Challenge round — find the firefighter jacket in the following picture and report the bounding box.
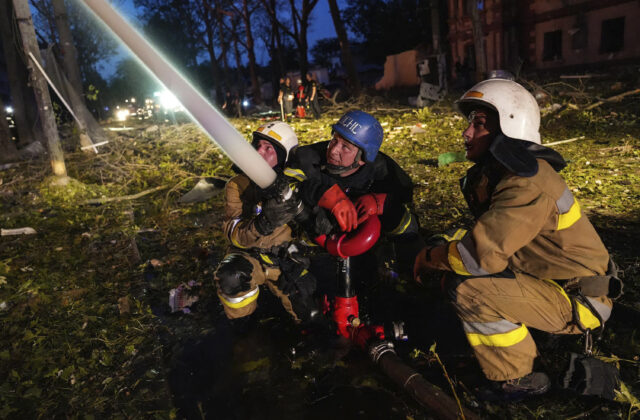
[222,174,293,252]
[428,148,609,280]
[286,141,415,235]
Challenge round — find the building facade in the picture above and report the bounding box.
[447,0,640,78]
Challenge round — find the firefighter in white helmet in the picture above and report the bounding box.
[214,121,318,324]
[413,78,621,399]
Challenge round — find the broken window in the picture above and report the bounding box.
[600,17,625,54]
[543,30,562,61]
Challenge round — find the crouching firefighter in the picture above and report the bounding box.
[289,110,423,341]
[413,78,623,399]
[214,122,319,324]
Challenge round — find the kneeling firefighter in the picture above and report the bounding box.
[413,78,623,399]
[214,121,319,324]
[288,110,423,340]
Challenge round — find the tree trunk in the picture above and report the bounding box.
[0,0,36,147]
[430,0,441,53]
[469,0,487,82]
[51,0,83,99]
[0,97,19,163]
[51,0,103,151]
[13,0,67,177]
[269,0,285,77]
[327,0,360,96]
[241,0,262,104]
[200,0,222,103]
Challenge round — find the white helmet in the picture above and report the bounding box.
[456,79,541,144]
[252,121,298,161]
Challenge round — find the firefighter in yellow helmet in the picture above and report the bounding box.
[214,121,319,324]
[413,78,621,398]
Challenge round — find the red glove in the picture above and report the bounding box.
[318,184,358,232]
[354,193,386,223]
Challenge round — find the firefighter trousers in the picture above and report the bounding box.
[446,271,612,381]
[215,252,299,322]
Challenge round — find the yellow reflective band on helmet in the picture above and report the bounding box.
[260,254,274,265]
[466,324,528,347]
[447,241,472,276]
[557,200,581,230]
[389,207,412,236]
[267,130,282,141]
[218,288,260,309]
[464,91,484,99]
[442,228,467,242]
[284,167,306,181]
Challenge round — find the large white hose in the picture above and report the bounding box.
[78,0,276,188]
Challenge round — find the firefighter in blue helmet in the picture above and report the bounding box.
[286,110,423,302]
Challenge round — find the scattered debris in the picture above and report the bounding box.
[118,296,131,314]
[438,151,466,167]
[1,227,37,236]
[544,136,586,147]
[178,177,227,203]
[82,185,169,205]
[169,281,200,313]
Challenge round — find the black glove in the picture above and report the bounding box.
[258,172,291,201]
[295,206,334,238]
[254,196,302,235]
[277,255,315,296]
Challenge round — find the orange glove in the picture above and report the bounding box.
[354,193,386,223]
[318,184,358,232]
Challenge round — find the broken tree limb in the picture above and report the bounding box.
[544,136,586,146]
[82,185,168,205]
[27,52,96,153]
[585,88,640,110]
[376,350,479,420]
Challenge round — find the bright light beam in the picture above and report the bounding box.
[77,0,276,188]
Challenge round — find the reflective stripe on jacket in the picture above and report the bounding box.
[222,174,293,250]
[437,159,609,280]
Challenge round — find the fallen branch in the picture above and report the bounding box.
[82,185,169,205]
[544,136,585,146]
[585,88,640,110]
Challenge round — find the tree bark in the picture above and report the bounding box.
[0,97,19,163]
[51,0,83,98]
[241,0,262,104]
[469,0,487,82]
[327,0,360,96]
[0,0,36,147]
[12,0,67,177]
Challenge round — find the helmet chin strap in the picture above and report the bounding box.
[324,150,363,174]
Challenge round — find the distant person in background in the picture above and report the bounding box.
[305,73,322,119]
[278,77,294,119]
[222,91,233,117]
[295,79,306,118]
[233,91,242,118]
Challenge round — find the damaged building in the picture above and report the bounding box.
[448,0,640,78]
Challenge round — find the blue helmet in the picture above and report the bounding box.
[332,110,383,162]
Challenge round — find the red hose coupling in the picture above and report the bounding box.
[333,296,359,338]
[314,215,381,258]
[351,324,386,350]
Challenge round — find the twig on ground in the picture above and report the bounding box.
[82,185,169,205]
[585,88,640,110]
